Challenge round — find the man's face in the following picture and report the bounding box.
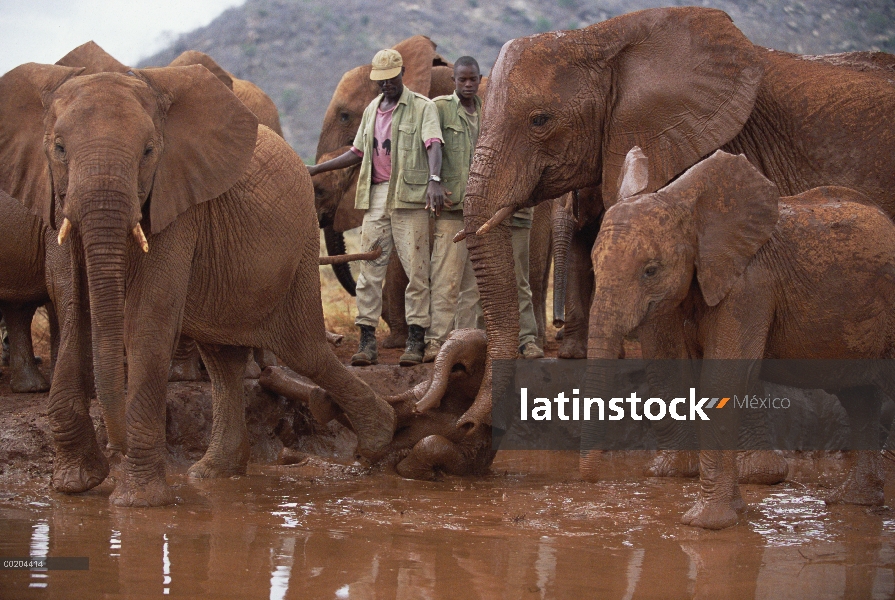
[453,65,481,101]
[378,69,404,102]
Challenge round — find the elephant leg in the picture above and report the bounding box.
[529,200,552,348]
[46,301,59,377]
[826,386,884,506]
[396,435,468,480]
[381,253,409,348]
[681,450,743,530]
[558,232,594,359]
[48,290,108,494]
[169,334,203,382]
[188,344,253,479]
[735,404,788,485]
[0,302,49,393]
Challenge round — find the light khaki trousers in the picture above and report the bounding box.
[427,214,477,343]
[355,183,431,328]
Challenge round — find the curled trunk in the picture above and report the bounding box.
[323,226,356,296]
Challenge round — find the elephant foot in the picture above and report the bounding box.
[348,396,396,461]
[10,367,50,393]
[381,331,407,349]
[737,450,788,485]
[52,447,109,493]
[646,450,699,478]
[110,474,175,507]
[188,450,249,479]
[579,449,603,482]
[825,452,884,506]
[557,337,587,359]
[244,356,262,380]
[681,496,742,530]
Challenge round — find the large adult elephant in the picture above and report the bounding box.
[456,6,895,431]
[0,63,395,507]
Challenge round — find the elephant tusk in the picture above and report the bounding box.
[475,206,516,237]
[57,218,72,246]
[453,228,467,243]
[132,224,149,253]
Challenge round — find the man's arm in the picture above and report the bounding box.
[307,149,362,177]
[425,142,450,216]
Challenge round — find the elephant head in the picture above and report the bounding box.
[458,7,764,429]
[0,64,258,453]
[588,148,779,358]
[55,40,131,75]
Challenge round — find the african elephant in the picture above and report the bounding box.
[263,328,494,479]
[455,6,895,434]
[166,50,283,137]
[589,148,894,529]
[0,189,54,392]
[0,62,395,507]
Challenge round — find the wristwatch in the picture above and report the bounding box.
[428,174,442,182]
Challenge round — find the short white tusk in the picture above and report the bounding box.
[132,223,149,253]
[475,206,516,237]
[453,228,467,243]
[57,218,72,246]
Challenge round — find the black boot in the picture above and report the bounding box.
[399,324,426,367]
[351,325,378,366]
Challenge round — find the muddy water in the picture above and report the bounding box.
[2,452,895,599]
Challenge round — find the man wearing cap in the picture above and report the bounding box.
[309,48,444,367]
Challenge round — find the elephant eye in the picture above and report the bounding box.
[531,114,550,127]
[643,264,659,278]
[54,142,65,157]
[339,112,350,123]
[143,146,153,159]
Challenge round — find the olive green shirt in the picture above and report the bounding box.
[353,86,443,210]
[434,92,482,219]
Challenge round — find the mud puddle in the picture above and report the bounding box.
[2,451,895,599]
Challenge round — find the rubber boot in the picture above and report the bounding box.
[399,325,425,367]
[351,325,378,366]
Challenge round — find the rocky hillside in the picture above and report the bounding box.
[139,0,895,162]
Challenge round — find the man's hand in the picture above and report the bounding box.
[426,183,452,216]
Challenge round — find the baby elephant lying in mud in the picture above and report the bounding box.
[261,328,495,479]
[588,148,895,529]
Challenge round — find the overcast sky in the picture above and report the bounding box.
[0,0,244,75]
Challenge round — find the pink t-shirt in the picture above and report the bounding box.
[350,102,440,184]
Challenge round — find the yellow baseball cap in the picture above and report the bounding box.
[370,49,403,81]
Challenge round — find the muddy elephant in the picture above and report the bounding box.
[455,6,895,433]
[587,148,895,529]
[0,189,56,392]
[0,62,396,507]
[165,50,283,137]
[263,328,494,479]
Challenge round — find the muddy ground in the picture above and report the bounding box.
[3,331,895,598]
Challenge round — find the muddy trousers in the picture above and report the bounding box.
[426,214,478,344]
[355,182,431,329]
[455,224,537,346]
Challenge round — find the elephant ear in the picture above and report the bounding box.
[599,7,764,207]
[665,151,779,306]
[56,41,130,74]
[0,63,83,227]
[392,35,439,96]
[167,50,234,90]
[135,65,258,234]
[615,146,649,203]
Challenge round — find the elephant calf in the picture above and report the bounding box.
[262,328,495,479]
[588,148,895,529]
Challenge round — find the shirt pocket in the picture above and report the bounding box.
[398,123,417,150]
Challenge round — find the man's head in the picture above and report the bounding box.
[370,49,405,102]
[453,56,481,101]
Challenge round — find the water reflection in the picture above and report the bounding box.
[0,455,894,598]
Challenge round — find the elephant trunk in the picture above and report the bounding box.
[323,225,356,296]
[552,192,577,327]
[461,143,532,430]
[80,201,130,456]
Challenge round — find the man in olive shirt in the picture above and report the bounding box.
[309,49,444,367]
[426,57,544,361]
